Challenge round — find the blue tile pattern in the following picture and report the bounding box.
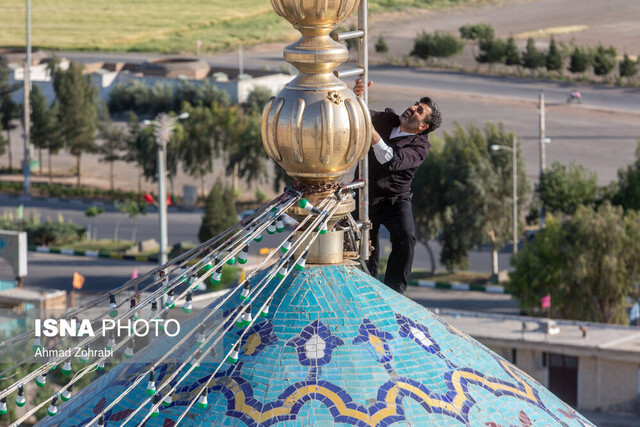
[38,265,594,426]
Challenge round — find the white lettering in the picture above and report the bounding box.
[133,319,149,337]
[102,319,115,334]
[164,319,180,337]
[77,320,94,337]
[117,319,131,337]
[59,319,75,337]
[43,319,58,337]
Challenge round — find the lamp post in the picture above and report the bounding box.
[144,112,189,266]
[490,137,518,256]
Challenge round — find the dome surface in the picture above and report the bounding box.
[39,265,593,426]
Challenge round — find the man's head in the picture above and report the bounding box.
[399,96,442,135]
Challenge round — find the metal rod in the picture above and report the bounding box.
[332,30,365,41]
[358,0,370,262]
[158,139,168,266]
[333,68,364,79]
[513,136,518,256]
[538,91,545,228]
[23,0,31,195]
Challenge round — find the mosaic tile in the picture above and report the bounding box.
[39,265,594,427]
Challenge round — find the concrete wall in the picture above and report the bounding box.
[488,344,639,413]
[579,357,639,412]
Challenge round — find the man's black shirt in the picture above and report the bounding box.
[368,108,431,204]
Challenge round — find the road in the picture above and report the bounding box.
[49,50,640,187]
[0,195,513,284]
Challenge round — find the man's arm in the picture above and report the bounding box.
[371,128,428,171]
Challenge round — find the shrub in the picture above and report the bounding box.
[476,36,505,66]
[545,37,563,72]
[567,46,591,73]
[459,23,494,40]
[619,54,638,78]
[593,45,617,76]
[411,31,465,60]
[522,38,545,70]
[503,36,521,66]
[375,35,389,53]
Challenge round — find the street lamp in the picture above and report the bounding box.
[490,137,518,256]
[144,112,189,266]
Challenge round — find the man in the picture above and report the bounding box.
[354,79,442,295]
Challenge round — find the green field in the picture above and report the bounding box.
[0,0,494,54]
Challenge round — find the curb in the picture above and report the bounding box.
[28,245,158,263]
[412,279,509,294]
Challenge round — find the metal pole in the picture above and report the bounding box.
[512,136,518,256]
[358,0,370,262]
[23,0,31,195]
[538,91,545,228]
[157,135,168,267]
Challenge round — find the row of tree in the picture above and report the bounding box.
[0,58,275,194]
[411,120,640,324]
[412,123,531,276]
[409,24,638,79]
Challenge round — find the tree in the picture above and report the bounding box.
[592,44,617,76]
[412,136,445,274]
[123,111,181,185]
[375,35,389,53]
[619,54,638,78]
[567,46,591,74]
[411,31,465,60]
[199,180,237,243]
[0,57,21,170]
[476,34,505,70]
[612,140,640,211]
[224,107,268,188]
[30,86,62,182]
[51,61,99,186]
[538,162,598,216]
[503,36,521,66]
[545,37,563,72]
[459,23,494,41]
[0,115,7,158]
[241,86,272,115]
[509,203,640,324]
[436,123,530,273]
[97,106,126,191]
[179,102,218,196]
[521,38,544,71]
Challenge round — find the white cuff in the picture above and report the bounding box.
[372,138,394,164]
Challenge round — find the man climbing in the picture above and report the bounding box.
[354,79,442,295]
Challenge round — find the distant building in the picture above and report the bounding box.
[440,310,640,415]
[3,50,293,106]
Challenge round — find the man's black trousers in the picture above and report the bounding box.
[366,196,416,294]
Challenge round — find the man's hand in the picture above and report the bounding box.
[354,79,372,96]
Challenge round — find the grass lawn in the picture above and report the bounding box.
[378,269,492,285]
[64,239,134,252]
[1,0,498,54]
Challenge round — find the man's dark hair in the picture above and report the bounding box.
[419,96,442,135]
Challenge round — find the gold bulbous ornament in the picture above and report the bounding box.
[262,0,371,186]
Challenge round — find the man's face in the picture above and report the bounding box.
[399,102,431,133]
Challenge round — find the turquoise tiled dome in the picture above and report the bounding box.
[39,265,593,426]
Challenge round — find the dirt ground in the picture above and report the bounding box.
[2,0,639,198]
[364,0,640,58]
